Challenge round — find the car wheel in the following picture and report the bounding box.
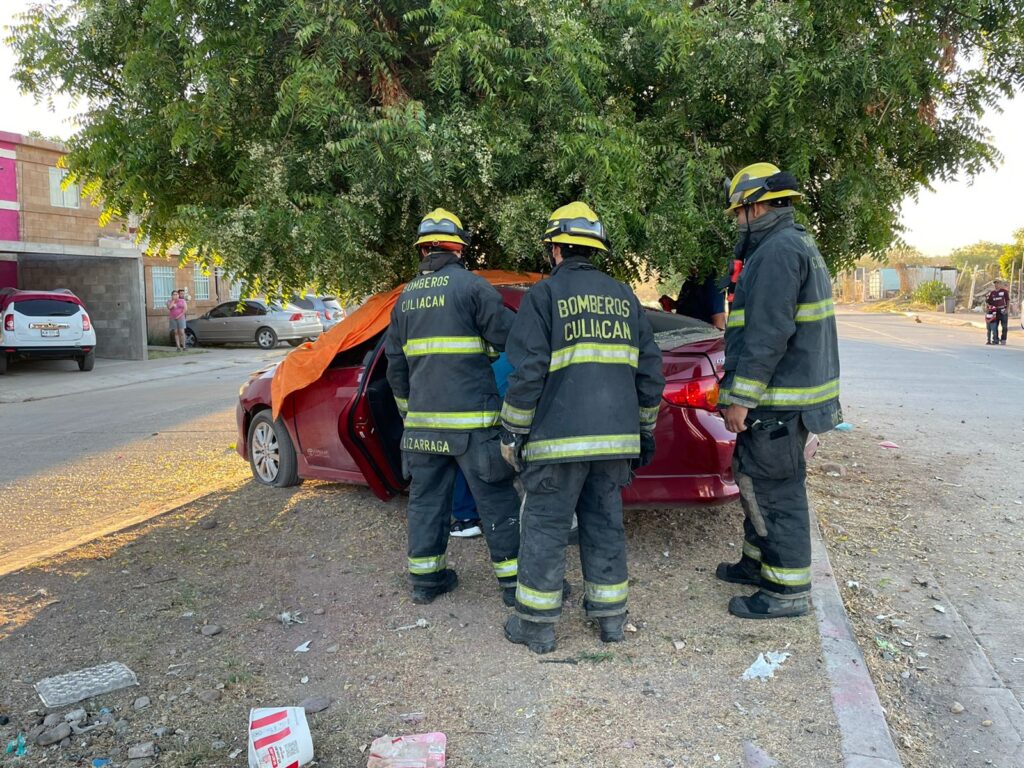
[256,327,278,349]
[247,410,300,487]
[0,353,7,375]
[184,328,198,348]
[286,339,304,347]
[78,350,95,372]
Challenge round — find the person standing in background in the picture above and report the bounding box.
[167,290,188,351]
[675,269,727,330]
[985,278,1010,345]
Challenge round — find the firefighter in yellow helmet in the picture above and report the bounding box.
[717,163,842,619]
[384,208,521,606]
[499,202,665,653]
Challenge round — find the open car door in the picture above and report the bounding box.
[337,337,408,500]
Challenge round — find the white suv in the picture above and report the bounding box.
[0,288,97,374]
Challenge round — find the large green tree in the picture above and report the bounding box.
[9,1,1024,296]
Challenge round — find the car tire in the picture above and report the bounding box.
[0,353,7,375]
[247,410,301,487]
[78,350,95,372]
[184,328,198,348]
[286,339,304,347]
[256,327,278,350]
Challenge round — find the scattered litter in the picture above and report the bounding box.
[399,712,425,725]
[878,440,900,449]
[367,732,446,768]
[300,676,309,684]
[1012,658,1024,664]
[91,759,111,768]
[929,633,952,640]
[538,657,578,665]
[933,605,946,613]
[391,619,430,632]
[248,707,313,768]
[846,580,860,589]
[834,422,854,432]
[277,611,306,627]
[294,641,312,653]
[128,742,156,760]
[228,748,243,759]
[673,640,686,651]
[5,733,27,756]
[34,661,138,707]
[982,719,993,727]
[713,755,721,762]
[624,622,638,633]
[742,651,791,680]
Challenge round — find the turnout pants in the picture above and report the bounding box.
[732,411,812,598]
[404,428,520,589]
[515,459,631,623]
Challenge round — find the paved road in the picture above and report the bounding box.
[836,312,1024,717]
[0,348,283,575]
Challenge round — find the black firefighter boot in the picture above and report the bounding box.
[728,590,809,620]
[411,569,458,605]
[504,615,556,654]
[597,613,627,643]
[715,556,761,586]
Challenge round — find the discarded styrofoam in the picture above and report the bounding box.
[741,651,791,681]
[294,641,312,653]
[367,732,446,768]
[878,440,900,449]
[248,707,313,768]
[35,662,138,707]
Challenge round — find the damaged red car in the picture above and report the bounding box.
[236,284,738,507]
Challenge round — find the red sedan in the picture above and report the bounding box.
[236,285,738,507]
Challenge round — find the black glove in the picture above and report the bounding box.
[499,427,525,472]
[635,432,656,468]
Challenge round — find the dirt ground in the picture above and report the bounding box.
[1,476,845,767]
[809,428,1022,768]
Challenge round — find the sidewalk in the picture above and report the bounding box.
[0,346,286,404]
[837,304,1021,333]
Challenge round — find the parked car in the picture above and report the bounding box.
[185,299,322,350]
[290,294,346,332]
[0,288,97,374]
[236,284,739,507]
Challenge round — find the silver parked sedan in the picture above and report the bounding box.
[185,300,322,349]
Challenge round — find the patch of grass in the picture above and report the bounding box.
[577,650,614,664]
[147,346,208,360]
[177,744,221,767]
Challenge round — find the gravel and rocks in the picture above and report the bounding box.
[200,623,222,637]
[0,480,845,766]
[36,722,71,746]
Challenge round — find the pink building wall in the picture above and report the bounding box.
[0,131,20,242]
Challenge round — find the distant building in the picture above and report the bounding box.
[142,258,244,342]
[0,130,147,359]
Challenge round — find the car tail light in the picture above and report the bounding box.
[289,312,303,322]
[3,314,12,332]
[324,310,332,321]
[663,376,720,411]
[82,314,91,331]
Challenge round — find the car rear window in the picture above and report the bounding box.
[322,299,342,310]
[13,299,81,317]
[291,297,314,309]
[645,309,722,350]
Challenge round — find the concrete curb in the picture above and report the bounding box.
[810,509,903,768]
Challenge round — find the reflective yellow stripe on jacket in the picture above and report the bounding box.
[726,299,835,329]
[403,335,486,356]
[523,433,640,462]
[720,378,840,407]
[549,342,639,372]
[500,402,535,429]
[404,410,499,430]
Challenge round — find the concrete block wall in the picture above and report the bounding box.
[17,254,147,360]
[15,140,122,247]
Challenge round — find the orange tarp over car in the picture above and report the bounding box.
[271,270,543,418]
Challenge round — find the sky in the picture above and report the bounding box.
[0,1,1020,257]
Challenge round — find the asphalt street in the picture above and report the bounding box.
[835,311,1024,712]
[0,348,283,575]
